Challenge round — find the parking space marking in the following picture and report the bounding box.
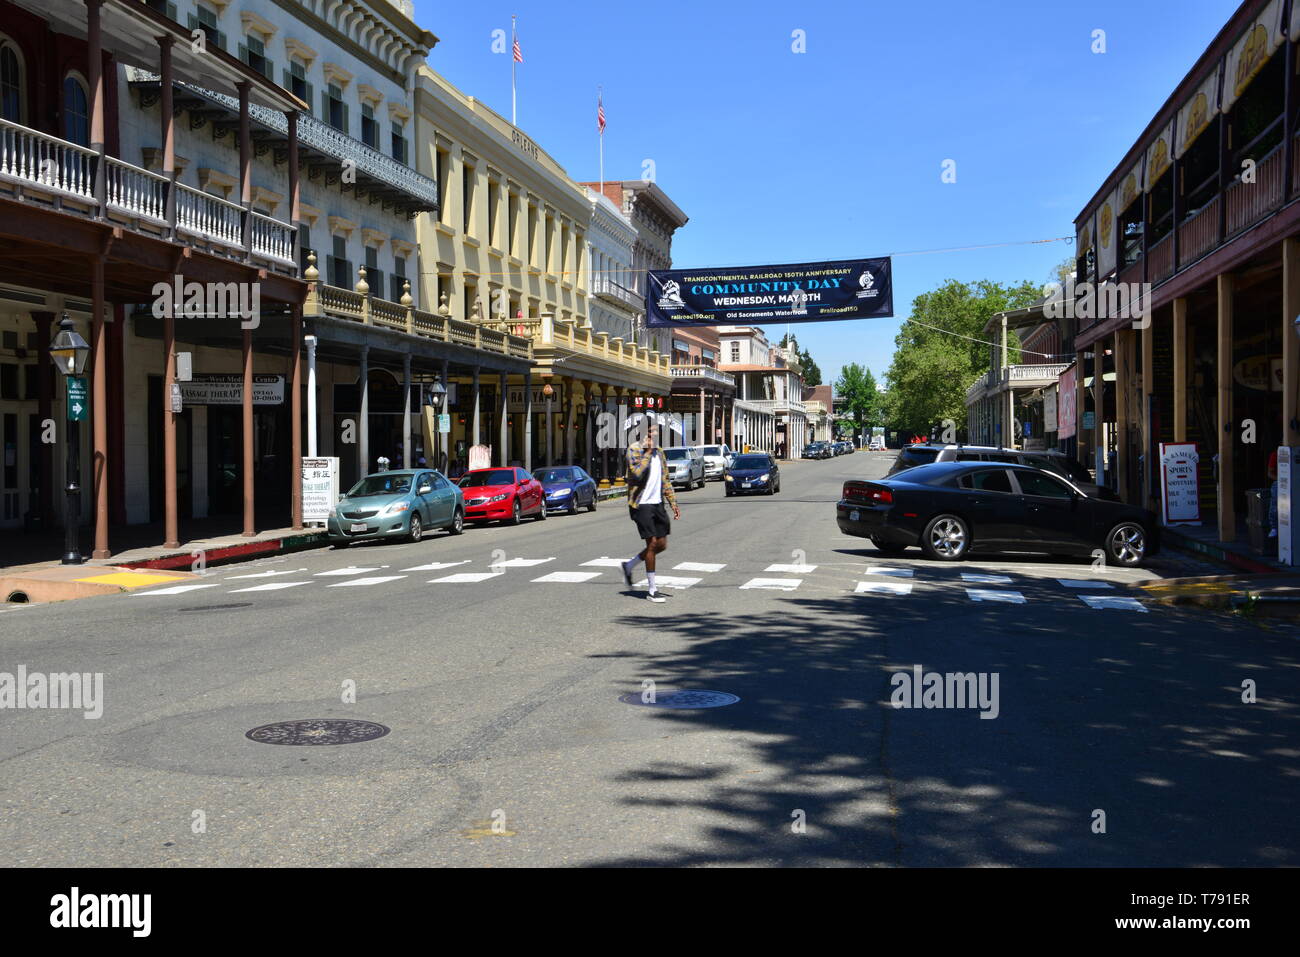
[1058,579,1115,589]
[402,560,472,572]
[131,584,221,596]
[429,572,505,584]
[326,576,407,588]
[863,566,913,578]
[966,588,1027,604]
[854,581,914,596]
[635,575,701,590]
[229,581,312,593]
[533,571,602,584]
[962,573,1012,584]
[314,567,385,577]
[674,562,727,573]
[582,557,629,568]
[765,563,818,574]
[741,578,803,591]
[1079,595,1148,612]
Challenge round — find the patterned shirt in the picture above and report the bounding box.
[625,442,677,511]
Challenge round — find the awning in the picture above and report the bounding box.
[1175,63,1221,158]
[1145,118,1174,188]
[1224,0,1286,110]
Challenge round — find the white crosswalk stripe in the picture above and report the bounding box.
[673,562,727,573]
[765,563,817,574]
[1058,579,1115,589]
[402,560,471,572]
[1079,595,1147,612]
[132,584,221,596]
[966,588,1026,604]
[429,571,504,584]
[864,566,913,578]
[225,568,307,580]
[327,576,407,587]
[962,573,1012,584]
[314,567,385,577]
[581,557,628,568]
[855,581,913,596]
[494,557,555,568]
[635,575,701,590]
[741,577,802,591]
[229,581,311,593]
[533,571,602,583]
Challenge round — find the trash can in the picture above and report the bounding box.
[1246,488,1268,554]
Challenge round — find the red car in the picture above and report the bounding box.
[457,467,547,525]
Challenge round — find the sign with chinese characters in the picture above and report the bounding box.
[302,457,339,524]
[1159,442,1201,526]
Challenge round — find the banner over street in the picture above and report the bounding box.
[646,257,893,328]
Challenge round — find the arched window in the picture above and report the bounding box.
[63,73,89,146]
[0,37,24,123]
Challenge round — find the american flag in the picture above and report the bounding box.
[597,94,606,135]
[512,31,523,63]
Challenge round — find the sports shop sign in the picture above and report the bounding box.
[646,257,893,328]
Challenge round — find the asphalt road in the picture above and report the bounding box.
[2,451,1297,867]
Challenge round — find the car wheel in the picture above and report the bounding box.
[587,493,597,512]
[508,499,522,525]
[568,496,579,515]
[448,508,464,535]
[921,514,970,561]
[1105,521,1147,567]
[871,536,906,556]
[407,513,422,543]
[535,502,547,521]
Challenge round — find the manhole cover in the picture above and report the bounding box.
[180,603,253,613]
[245,718,391,746]
[619,690,740,709]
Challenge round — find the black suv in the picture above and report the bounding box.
[886,444,1116,500]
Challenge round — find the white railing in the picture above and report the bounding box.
[742,398,806,415]
[104,156,168,223]
[176,183,243,248]
[250,211,295,264]
[0,117,96,200]
[671,364,735,388]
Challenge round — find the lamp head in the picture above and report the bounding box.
[49,314,90,377]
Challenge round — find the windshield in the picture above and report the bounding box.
[701,446,722,456]
[664,449,688,460]
[534,468,576,483]
[347,474,413,496]
[731,455,770,470]
[459,469,516,487]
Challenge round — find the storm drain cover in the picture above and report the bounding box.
[245,718,391,746]
[619,690,740,709]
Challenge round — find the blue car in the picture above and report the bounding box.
[724,453,781,496]
[328,469,465,545]
[535,466,599,514]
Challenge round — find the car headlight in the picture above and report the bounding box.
[724,475,734,482]
[488,493,509,503]
[381,501,410,515]
[759,473,770,482]
[550,487,572,497]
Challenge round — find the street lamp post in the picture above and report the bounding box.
[49,314,91,565]
[542,381,554,467]
[426,379,447,473]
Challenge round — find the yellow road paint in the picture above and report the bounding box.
[460,821,517,839]
[74,572,190,589]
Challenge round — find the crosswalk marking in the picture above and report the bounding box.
[966,588,1026,604]
[962,573,1012,584]
[429,571,504,584]
[402,560,471,572]
[225,568,307,580]
[327,575,407,588]
[133,584,221,596]
[673,562,727,573]
[741,577,802,591]
[1079,595,1147,612]
[864,566,913,578]
[533,571,602,583]
[635,575,701,590]
[229,581,311,593]
[855,581,913,596]
[494,557,555,568]
[314,567,384,577]
[1059,579,1115,589]
[765,563,817,574]
[582,557,629,568]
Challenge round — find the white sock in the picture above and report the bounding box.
[625,554,643,569]
[646,571,657,594]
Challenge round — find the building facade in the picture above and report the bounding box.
[717,325,808,457]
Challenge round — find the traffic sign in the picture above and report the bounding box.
[67,376,88,422]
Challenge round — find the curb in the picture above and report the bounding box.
[1161,527,1280,574]
[117,530,330,571]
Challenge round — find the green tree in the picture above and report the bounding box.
[779,334,823,387]
[834,362,880,439]
[882,278,1040,436]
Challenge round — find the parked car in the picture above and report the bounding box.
[535,466,598,514]
[725,452,781,495]
[869,435,886,451]
[886,443,1116,499]
[328,469,465,545]
[698,444,733,481]
[664,446,706,489]
[458,467,547,524]
[803,442,823,459]
[836,461,1157,566]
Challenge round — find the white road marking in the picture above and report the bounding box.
[132,584,221,596]
[962,573,1012,584]
[864,566,914,578]
[229,581,312,593]
[855,581,913,596]
[635,576,701,590]
[765,563,818,574]
[534,571,602,583]
[493,557,555,568]
[1079,595,1148,612]
[314,567,385,577]
[429,572,505,584]
[327,576,407,588]
[741,577,803,591]
[1058,579,1115,589]
[402,560,472,572]
[224,568,307,580]
[966,589,1026,604]
[582,557,629,568]
[673,562,727,573]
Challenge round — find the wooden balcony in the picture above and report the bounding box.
[1148,232,1174,283]
[1177,196,1221,266]
[1226,144,1284,236]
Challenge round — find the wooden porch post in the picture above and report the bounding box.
[91,257,109,558]
[1284,239,1300,448]
[1217,273,1235,542]
[1141,312,1154,507]
[1173,297,1188,442]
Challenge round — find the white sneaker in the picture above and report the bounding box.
[646,591,667,603]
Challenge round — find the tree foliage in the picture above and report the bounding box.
[779,334,823,387]
[834,362,880,437]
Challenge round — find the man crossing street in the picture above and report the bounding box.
[621,414,681,602]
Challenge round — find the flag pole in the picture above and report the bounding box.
[511,15,517,126]
[598,86,604,196]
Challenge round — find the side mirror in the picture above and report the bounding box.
[418,485,432,495]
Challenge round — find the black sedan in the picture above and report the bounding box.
[724,453,781,495]
[835,461,1158,566]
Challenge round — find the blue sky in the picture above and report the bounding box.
[412,0,1241,387]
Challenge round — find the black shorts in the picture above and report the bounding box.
[630,502,671,540]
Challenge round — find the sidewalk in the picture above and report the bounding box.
[1161,521,1289,574]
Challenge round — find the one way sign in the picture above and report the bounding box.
[67,376,88,422]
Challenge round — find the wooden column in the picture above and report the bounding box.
[290,304,302,529]
[237,82,252,257]
[86,0,105,211]
[1284,239,1300,448]
[241,326,254,536]
[1093,343,1105,482]
[91,258,109,558]
[1217,273,1235,542]
[1173,297,1188,442]
[34,312,54,526]
[1115,330,1131,503]
[1141,312,1154,507]
[159,34,179,546]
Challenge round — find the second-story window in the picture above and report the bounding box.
[487,180,501,248]
[62,74,89,146]
[730,342,740,363]
[391,256,407,303]
[240,35,272,79]
[298,225,313,280]
[360,104,378,149]
[328,235,352,289]
[188,4,225,52]
[324,84,347,134]
[364,247,383,301]
[435,147,449,224]
[462,163,475,233]
[391,120,407,165]
[284,60,312,106]
[1,40,23,123]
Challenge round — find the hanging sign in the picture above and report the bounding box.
[179,374,284,406]
[302,457,339,524]
[1160,441,1202,526]
[646,257,893,328]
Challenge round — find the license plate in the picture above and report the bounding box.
[850,510,860,522]
[350,522,368,533]
[743,482,752,488]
